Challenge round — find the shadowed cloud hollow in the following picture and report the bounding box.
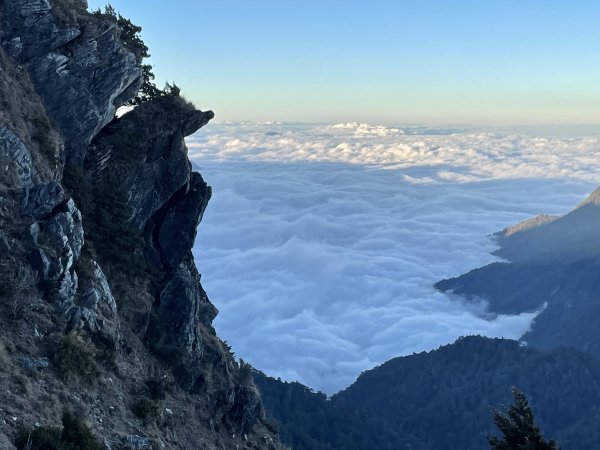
[187,123,600,393]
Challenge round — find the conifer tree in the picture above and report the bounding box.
[488,388,561,450]
[95,5,162,104]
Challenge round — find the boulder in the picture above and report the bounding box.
[0,126,38,188]
[63,260,120,346]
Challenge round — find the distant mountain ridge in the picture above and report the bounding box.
[437,185,600,357]
[257,183,600,449]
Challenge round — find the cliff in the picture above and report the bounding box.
[0,1,283,448]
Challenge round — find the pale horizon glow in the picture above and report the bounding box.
[87,0,600,125]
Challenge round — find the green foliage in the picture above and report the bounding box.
[146,377,168,401]
[16,426,62,450]
[63,166,147,289]
[259,336,600,450]
[64,165,149,307]
[114,13,163,104]
[488,388,561,450]
[115,14,149,63]
[238,359,253,386]
[62,165,93,215]
[92,180,144,273]
[48,333,98,379]
[16,411,104,450]
[255,371,416,450]
[48,0,87,26]
[60,411,106,450]
[94,5,176,105]
[136,64,162,104]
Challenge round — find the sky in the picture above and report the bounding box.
[87,0,600,125]
[187,122,600,392]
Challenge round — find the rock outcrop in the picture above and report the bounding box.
[1,0,142,166]
[0,1,283,449]
[0,126,39,188]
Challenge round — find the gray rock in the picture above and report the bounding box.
[228,384,264,434]
[64,260,120,346]
[123,435,152,450]
[157,171,212,269]
[0,432,16,450]
[22,182,119,344]
[21,357,49,371]
[88,96,226,393]
[1,0,142,165]
[0,125,38,188]
[0,231,9,255]
[4,37,23,59]
[86,97,213,229]
[0,2,284,448]
[22,181,68,219]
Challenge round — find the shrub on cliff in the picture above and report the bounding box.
[48,333,98,380]
[93,5,163,104]
[16,411,104,450]
[62,166,146,279]
[0,257,39,318]
[48,0,87,25]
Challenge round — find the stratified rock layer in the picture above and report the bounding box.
[1,0,142,166]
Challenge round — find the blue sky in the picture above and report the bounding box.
[87,1,600,125]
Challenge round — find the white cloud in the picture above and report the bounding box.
[188,123,599,393]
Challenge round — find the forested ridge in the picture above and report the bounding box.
[257,336,600,450]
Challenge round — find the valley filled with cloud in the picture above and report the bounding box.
[188,122,600,393]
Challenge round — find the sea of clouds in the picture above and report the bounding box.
[186,122,600,394]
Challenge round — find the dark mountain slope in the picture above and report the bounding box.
[493,200,600,264]
[255,372,419,450]
[437,186,600,357]
[258,336,600,450]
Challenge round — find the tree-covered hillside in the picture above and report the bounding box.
[257,336,600,450]
[255,372,420,450]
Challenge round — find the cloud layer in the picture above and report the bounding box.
[187,123,599,393]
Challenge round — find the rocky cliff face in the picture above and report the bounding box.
[0,1,283,449]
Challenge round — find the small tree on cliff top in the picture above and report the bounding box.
[94,5,163,104]
[488,388,561,450]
